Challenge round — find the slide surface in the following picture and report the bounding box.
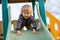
[6,21,54,40]
[6,6,54,40]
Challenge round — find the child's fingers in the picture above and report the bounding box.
[17,31,22,35]
[32,31,38,34]
[17,32,22,35]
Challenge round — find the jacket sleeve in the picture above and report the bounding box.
[31,16,37,29]
[16,15,22,30]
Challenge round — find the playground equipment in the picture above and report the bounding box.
[0,21,3,40]
[6,4,54,40]
[2,0,54,40]
[46,11,60,40]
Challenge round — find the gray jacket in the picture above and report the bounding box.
[16,14,36,30]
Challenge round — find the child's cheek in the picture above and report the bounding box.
[29,14,31,16]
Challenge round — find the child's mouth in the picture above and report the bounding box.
[24,17,29,19]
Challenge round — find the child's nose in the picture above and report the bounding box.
[25,14,28,16]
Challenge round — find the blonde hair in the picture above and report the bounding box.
[21,4,32,14]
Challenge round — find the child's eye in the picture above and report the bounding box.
[27,13,29,14]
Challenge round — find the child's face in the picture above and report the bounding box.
[22,11,31,19]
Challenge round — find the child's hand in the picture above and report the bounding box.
[32,29,38,34]
[17,30,22,35]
